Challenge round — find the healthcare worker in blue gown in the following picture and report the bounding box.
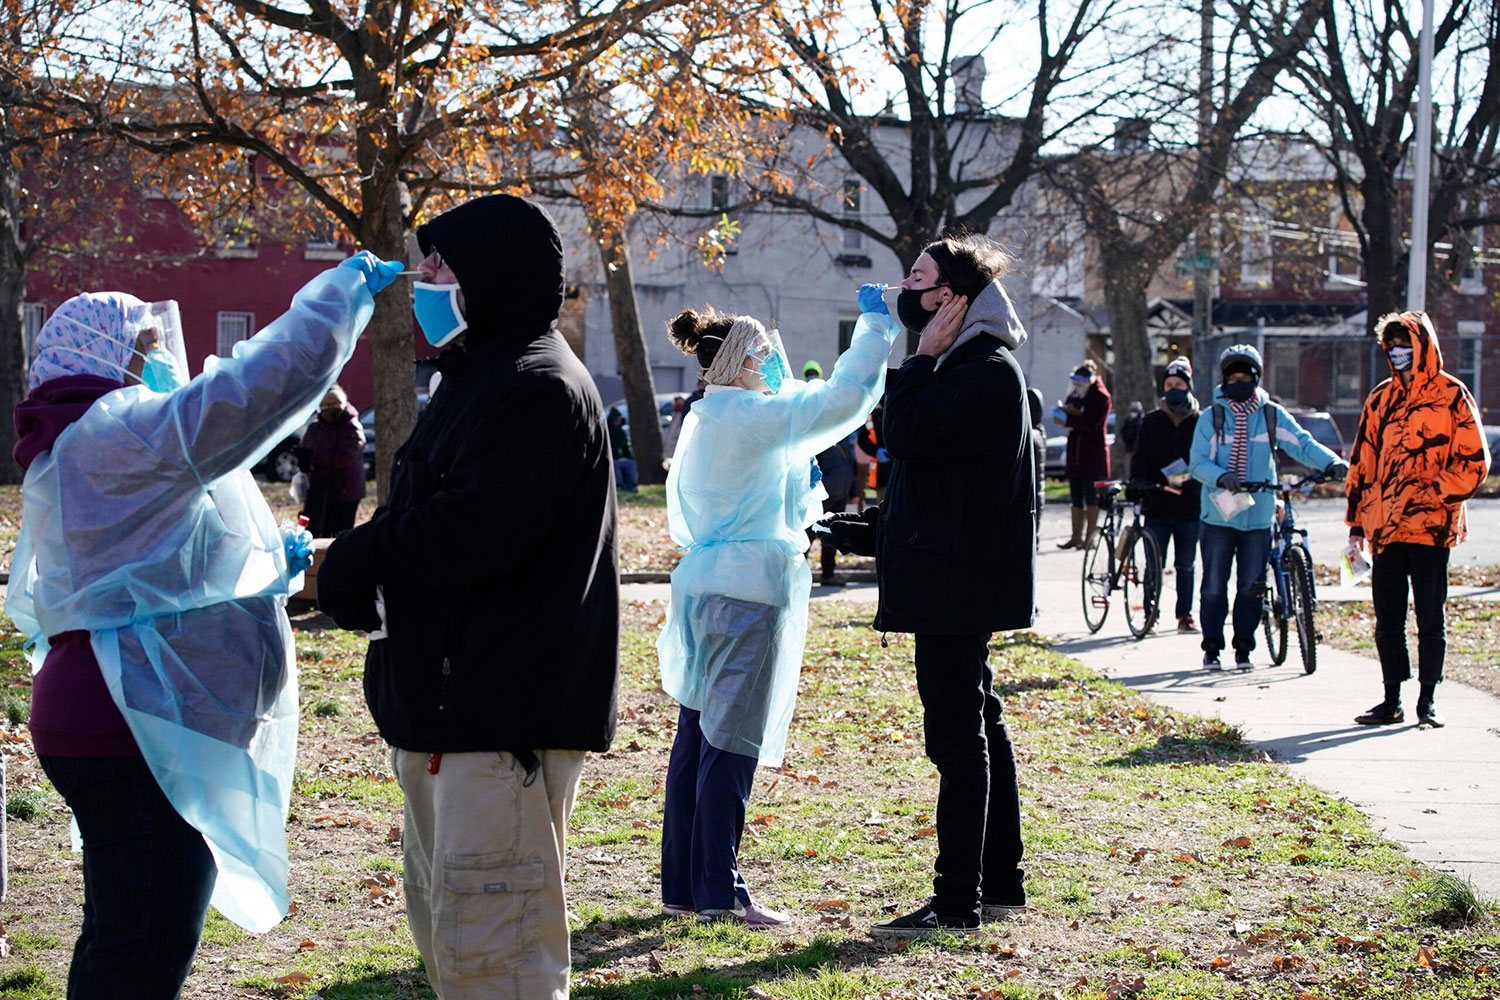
[5,252,401,998]
[657,296,897,925]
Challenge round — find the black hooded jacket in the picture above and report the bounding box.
[873,334,1036,634]
[317,195,619,753]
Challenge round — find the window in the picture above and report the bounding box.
[837,318,857,354]
[217,311,254,356]
[1327,201,1361,285]
[304,222,342,260]
[842,178,862,251]
[1271,345,1299,401]
[1459,202,1484,295]
[216,217,258,259]
[1332,342,1363,406]
[709,175,729,212]
[1239,204,1272,285]
[22,302,46,363]
[1454,321,1482,396]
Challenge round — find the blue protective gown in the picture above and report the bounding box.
[5,266,373,931]
[657,312,899,767]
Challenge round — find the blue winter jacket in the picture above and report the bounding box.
[1189,386,1339,530]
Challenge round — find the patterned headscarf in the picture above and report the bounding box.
[28,291,148,391]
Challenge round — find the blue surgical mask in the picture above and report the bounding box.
[1387,346,1414,372]
[746,353,788,394]
[1164,387,1190,406]
[141,349,186,393]
[413,282,468,348]
[1223,380,1257,402]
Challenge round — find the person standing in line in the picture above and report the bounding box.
[1056,360,1110,549]
[1346,312,1490,727]
[297,383,366,537]
[856,400,893,501]
[811,429,860,587]
[658,303,895,925]
[819,234,1034,937]
[1129,358,1202,632]
[608,406,638,492]
[1120,399,1145,457]
[316,195,618,1000]
[1188,345,1346,672]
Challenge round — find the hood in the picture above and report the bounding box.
[416,194,565,349]
[1376,311,1443,384]
[12,373,125,470]
[938,279,1027,366]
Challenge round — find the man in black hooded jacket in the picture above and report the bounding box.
[317,195,618,1000]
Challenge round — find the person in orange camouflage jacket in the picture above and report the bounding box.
[1346,311,1492,728]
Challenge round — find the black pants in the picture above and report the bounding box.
[913,633,1025,919]
[1371,541,1450,690]
[38,755,217,1000]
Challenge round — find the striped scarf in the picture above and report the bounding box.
[1227,395,1263,481]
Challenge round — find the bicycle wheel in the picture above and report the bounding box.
[1080,528,1111,633]
[1285,544,1317,673]
[1122,526,1162,638]
[1262,568,1289,665]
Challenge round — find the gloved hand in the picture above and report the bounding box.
[1324,459,1350,481]
[813,506,879,557]
[875,446,890,463]
[1216,472,1243,493]
[857,283,890,316]
[282,526,315,577]
[340,251,405,294]
[316,533,383,632]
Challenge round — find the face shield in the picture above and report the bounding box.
[29,296,191,393]
[136,300,189,375]
[744,328,792,394]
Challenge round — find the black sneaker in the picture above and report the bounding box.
[818,575,847,588]
[870,902,980,938]
[1416,703,1445,728]
[1354,701,1403,725]
[980,895,1028,921]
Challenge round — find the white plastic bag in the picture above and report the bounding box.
[289,471,309,503]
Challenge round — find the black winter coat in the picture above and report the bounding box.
[317,196,619,753]
[1129,406,1201,521]
[873,335,1036,634]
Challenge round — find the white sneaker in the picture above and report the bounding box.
[698,900,791,927]
[662,902,694,917]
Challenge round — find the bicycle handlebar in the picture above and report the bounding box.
[1240,470,1331,493]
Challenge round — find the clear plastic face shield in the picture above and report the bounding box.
[37,299,191,393]
[743,328,792,394]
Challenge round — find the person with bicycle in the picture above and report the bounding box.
[1346,312,1491,728]
[1189,345,1347,671]
[1129,357,1202,632]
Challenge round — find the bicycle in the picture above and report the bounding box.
[1079,481,1164,638]
[1241,471,1327,673]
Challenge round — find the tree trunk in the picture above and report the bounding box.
[1101,253,1152,478]
[1360,176,1404,335]
[597,225,665,484]
[0,148,29,485]
[360,177,417,503]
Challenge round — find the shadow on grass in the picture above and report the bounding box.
[1102,724,1260,767]
[288,607,342,632]
[317,971,437,1000]
[573,933,848,999]
[993,675,1069,699]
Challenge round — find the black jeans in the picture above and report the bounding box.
[38,755,217,1000]
[1145,516,1200,620]
[913,633,1025,919]
[1371,541,1450,690]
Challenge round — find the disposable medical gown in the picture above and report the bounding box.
[6,266,374,932]
[658,311,899,767]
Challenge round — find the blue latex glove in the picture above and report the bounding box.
[875,446,890,463]
[340,251,405,295]
[810,457,823,489]
[857,283,890,316]
[283,527,315,576]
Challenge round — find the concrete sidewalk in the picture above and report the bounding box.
[1030,526,1500,899]
[623,535,1500,897]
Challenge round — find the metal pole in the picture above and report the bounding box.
[1192,0,1214,404]
[1406,0,1436,311]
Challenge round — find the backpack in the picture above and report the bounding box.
[1212,402,1279,472]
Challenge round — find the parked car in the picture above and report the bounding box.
[253,417,314,482]
[1278,407,1346,479]
[604,393,685,440]
[1485,425,1500,463]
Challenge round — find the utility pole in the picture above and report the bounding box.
[1191,0,1215,401]
[1406,0,1436,311]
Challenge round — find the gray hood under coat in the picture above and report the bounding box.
[936,279,1027,367]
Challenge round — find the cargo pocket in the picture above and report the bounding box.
[434,855,544,977]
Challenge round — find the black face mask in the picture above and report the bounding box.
[896,285,946,332]
[1223,380,1257,402]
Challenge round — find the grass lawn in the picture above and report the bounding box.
[3,598,1497,999]
[1317,598,1500,700]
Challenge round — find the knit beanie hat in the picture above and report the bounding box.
[1162,357,1193,392]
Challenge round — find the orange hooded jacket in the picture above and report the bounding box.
[1345,312,1491,552]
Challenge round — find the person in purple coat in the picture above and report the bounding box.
[1056,360,1112,549]
[297,384,366,537]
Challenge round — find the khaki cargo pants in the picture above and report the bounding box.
[393,748,584,1000]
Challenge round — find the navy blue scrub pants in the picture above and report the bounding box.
[661,706,759,911]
